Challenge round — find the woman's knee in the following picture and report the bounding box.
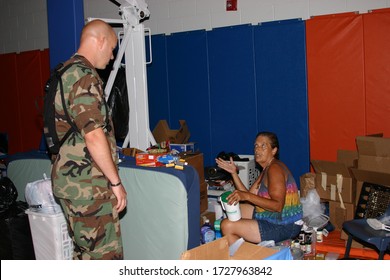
[221,218,235,234]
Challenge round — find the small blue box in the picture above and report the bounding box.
[170,143,195,153]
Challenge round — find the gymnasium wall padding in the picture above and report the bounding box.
[306,10,390,162]
[147,34,170,130]
[47,0,84,68]
[207,24,258,163]
[147,22,310,185]
[363,8,390,136]
[306,13,366,161]
[0,53,21,154]
[254,19,309,187]
[0,50,50,154]
[166,31,213,164]
[3,5,389,188]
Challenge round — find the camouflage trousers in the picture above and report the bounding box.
[59,198,123,260]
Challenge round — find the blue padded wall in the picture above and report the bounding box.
[166,31,213,164]
[254,19,309,185]
[147,34,170,129]
[207,25,258,161]
[147,20,309,185]
[47,0,84,69]
[147,21,310,185]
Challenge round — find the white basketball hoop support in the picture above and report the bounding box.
[88,0,156,151]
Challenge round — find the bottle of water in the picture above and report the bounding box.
[200,219,215,244]
[214,219,222,239]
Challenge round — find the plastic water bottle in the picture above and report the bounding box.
[214,219,222,239]
[200,219,215,244]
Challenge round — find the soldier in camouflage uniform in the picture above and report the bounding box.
[51,19,127,260]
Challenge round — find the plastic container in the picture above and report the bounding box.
[200,219,215,244]
[290,247,304,260]
[25,178,63,214]
[325,252,340,260]
[233,155,260,189]
[316,229,323,243]
[26,210,73,259]
[214,219,222,239]
[219,191,241,221]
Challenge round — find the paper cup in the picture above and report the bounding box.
[219,191,241,221]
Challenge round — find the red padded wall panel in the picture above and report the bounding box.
[0,53,22,154]
[16,50,49,152]
[306,13,366,161]
[38,49,51,140]
[363,8,390,137]
[0,50,50,154]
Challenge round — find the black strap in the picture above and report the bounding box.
[58,59,111,146]
[57,63,80,145]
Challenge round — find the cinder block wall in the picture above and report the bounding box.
[1,0,389,54]
[83,0,390,35]
[0,0,48,54]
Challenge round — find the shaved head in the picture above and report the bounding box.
[80,19,116,44]
[77,19,117,69]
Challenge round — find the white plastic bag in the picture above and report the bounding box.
[25,174,62,214]
[300,189,324,220]
[300,189,329,229]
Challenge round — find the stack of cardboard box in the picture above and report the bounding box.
[311,135,390,246]
[181,236,287,260]
[180,152,208,214]
[351,136,390,203]
[346,136,390,245]
[311,150,358,232]
[309,135,390,248]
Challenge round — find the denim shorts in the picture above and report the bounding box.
[253,214,302,242]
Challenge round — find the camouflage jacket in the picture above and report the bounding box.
[51,55,118,201]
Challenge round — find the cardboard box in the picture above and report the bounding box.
[299,173,316,198]
[200,181,208,213]
[329,201,355,232]
[170,143,195,153]
[180,237,279,260]
[152,120,190,144]
[344,240,368,249]
[337,150,358,168]
[180,152,205,182]
[356,136,390,174]
[121,147,144,157]
[311,160,356,203]
[350,168,390,205]
[200,211,216,227]
[178,152,206,213]
[135,152,166,167]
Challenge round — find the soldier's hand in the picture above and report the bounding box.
[112,184,127,212]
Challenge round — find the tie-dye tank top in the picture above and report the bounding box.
[254,161,303,225]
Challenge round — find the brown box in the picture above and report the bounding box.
[299,173,316,198]
[311,160,356,203]
[180,152,207,213]
[344,240,368,249]
[121,147,144,156]
[337,150,358,168]
[356,136,390,174]
[350,168,390,205]
[135,152,166,167]
[329,201,355,232]
[152,120,190,144]
[181,236,278,260]
[200,211,216,227]
[181,152,205,182]
[200,181,208,213]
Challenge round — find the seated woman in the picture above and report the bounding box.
[215,131,303,245]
